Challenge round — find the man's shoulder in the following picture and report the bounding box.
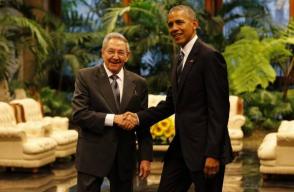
[194,39,224,61]
[78,65,100,75]
[197,39,217,53]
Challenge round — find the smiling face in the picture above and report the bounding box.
[102,38,129,74]
[167,9,198,47]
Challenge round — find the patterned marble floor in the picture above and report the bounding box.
[0,150,294,192]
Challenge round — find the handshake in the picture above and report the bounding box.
[114,112,139,130]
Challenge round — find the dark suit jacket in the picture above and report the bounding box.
[72,65,153,178]
[138,39,233,172]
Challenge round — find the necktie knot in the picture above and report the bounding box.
[178,51,184,63]
[110,74,118,81]
[110,75,119,88]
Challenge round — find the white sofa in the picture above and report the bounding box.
[258,120,294,175]
[10,98,78,158]
[0,102,57,168]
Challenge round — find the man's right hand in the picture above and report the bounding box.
[114,112,139,130]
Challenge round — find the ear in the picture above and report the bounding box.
[124,52,131,63]
[193,19,199,30]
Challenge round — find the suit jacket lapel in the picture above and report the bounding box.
[177,59,194,95]
[95,66,120,113]
[175,39,202,101]
[172,55,179,103]
[120,69,135,112]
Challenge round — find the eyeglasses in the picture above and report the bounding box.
[105,49,128,57]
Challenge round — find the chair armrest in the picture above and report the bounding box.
[228,115,246,129]
[44,116,69,131]
[228,128,243,139]
[0,127,26,141]
[258,133,276,160]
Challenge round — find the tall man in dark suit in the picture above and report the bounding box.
[123,5,233,192]
[72,32,152,192]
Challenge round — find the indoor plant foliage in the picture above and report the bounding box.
[242,90,293,134]
[223,26,291,94]
[150,115,175,144]
[39,87,72,117]
[0,11,50,101]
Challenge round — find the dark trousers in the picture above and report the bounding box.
[77,160,133,192]
[158,154,225,192]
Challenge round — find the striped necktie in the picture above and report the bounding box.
[176,51,184,86]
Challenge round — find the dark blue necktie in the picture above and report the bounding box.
[176,51,184,86]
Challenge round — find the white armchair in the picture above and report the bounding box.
[10,98,78,158]
[258,120,294,175]
[228,96,246,153]
[0,102,57,168]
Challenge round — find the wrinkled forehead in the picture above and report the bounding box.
[104,38,128,50]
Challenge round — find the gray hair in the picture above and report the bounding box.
[169,5,196,20]
[102,32,130,52]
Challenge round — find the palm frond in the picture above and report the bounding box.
[280,19,294,45]
[2,15,50,53]
[103,7,131,33]
[63,54,80,75]
[0,37,11,80]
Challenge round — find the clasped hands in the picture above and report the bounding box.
[114,112,138,130]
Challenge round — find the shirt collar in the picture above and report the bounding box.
[181,34,198,56]
[103,63,124,80]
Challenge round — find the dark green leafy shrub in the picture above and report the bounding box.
[242,90,293,134]
[40,87,72,117]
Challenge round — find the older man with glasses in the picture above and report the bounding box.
[72,32,153,192]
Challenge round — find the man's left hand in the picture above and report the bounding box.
[204,157,219,177]
[139,160,151,180]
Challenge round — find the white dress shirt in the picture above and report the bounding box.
[181,34,198,69]
[103,64,124,126]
